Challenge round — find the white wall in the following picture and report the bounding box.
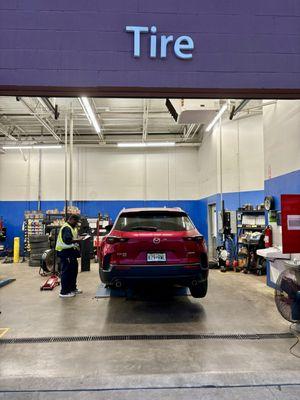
[198,113,265,199]
[263,100,300,180]
[0,147,199,201]
[0,150,40,201]
[198,123,219,198]
[0,112,270,202]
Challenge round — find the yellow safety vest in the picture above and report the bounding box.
[55,222,78,252]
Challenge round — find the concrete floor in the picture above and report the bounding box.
[0,262,300,399]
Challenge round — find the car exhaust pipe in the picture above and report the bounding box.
[115,280,122,288]
[191,280,198,287]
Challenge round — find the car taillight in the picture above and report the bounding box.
[183,236,204,243]
[106,236,129,244]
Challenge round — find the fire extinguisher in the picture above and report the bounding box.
[264,225,273,248]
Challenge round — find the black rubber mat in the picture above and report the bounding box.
[0,332,294,344]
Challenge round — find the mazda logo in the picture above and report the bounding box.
[153,238,160,244]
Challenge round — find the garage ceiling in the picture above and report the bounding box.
[0,97,264,147]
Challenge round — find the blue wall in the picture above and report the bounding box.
[264,169,300,210]
[0,200,201,251]
[0,170,291,268]
[198,190,265,241]
[0,192,265,252]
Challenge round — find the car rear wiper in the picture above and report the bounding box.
[130,226,158,232]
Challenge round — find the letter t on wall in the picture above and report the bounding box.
[126,26,149,57]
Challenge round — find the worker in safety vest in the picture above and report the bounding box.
[56,214,83,298]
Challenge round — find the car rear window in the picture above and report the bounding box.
[114,211,195,232]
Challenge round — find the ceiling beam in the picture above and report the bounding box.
[17,97,61,142]
[231,99,251,118]
[0,122,18,141]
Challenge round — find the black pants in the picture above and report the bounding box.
[60,256,78,294]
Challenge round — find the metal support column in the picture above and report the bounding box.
[37,149,42,211]
[69,104,74,207]
[64,113,68,216]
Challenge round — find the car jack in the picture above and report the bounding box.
[40,228,60,291]
[40,275,60,291]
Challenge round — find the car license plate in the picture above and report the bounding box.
[147,253,166,262]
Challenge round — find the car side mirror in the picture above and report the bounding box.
[105,224,113,233]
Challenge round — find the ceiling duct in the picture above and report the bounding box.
[169,99,220,125]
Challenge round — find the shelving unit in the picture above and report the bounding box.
[0,217,7,252]
[237,209,266,274]
[23,211,44,253]
[43,206,81,233]
[43,213,66,234]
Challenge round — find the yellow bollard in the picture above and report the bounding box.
[13,237,20,263]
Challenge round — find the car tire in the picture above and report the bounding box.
[30,255,42,261]
[29,235,49,243]
[189,280,208,298]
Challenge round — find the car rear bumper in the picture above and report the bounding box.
[99,263,208,286]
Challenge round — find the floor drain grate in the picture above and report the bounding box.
[0,332,294,345]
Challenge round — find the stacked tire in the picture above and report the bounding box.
[29,235,49,267]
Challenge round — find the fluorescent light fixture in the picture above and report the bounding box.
[79,97,101,134]
[205,104,227,132]
[117,142,176,148]
[3,145,63,150]
[34,145,63,149]
[78,98,91,124]
[118,143,145,148]
[146,142,176,147]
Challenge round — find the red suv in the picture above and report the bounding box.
[98,208,209,298]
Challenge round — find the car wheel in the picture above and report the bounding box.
[189,280,208,298]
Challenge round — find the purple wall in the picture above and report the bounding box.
[0,0,300,92]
